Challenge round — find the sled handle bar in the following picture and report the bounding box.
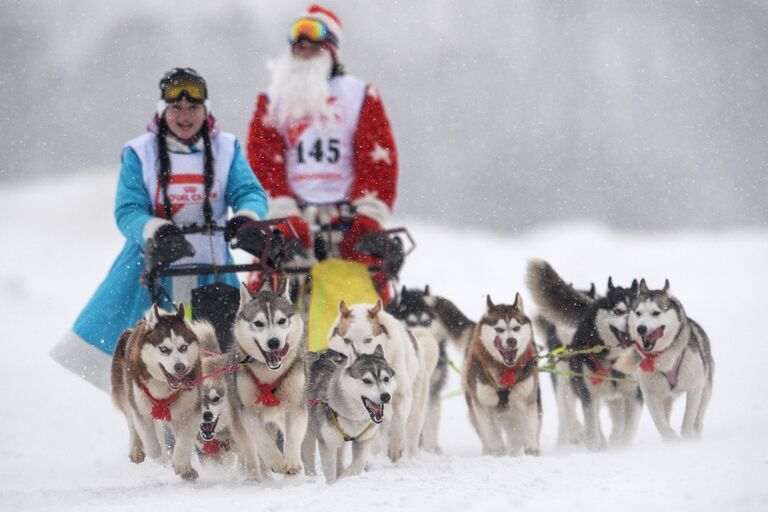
[149,262,382,279]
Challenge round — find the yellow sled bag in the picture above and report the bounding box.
[307,259,379,352]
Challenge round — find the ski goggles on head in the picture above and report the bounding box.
[160,77,207,103]
[289,17,338,47]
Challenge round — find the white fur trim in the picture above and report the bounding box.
[142,218,171,242]
[233,209,261,221]
[352,194,390,226]
[268,195,302,219]
[49,330,113,393]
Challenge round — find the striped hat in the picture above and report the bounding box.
[298,4,343,61]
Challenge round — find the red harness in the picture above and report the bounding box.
[587,351,613,386]
[633,339,669,373]
[497,346,536,388]
[245,367,286,407]
[138,382,182,421]
[201,439,231,456]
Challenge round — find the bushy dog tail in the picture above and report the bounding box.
[426,295,475,351]
[526,259,593,328]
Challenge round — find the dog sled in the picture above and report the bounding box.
[145,205,415,353]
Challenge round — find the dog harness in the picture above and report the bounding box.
[309,399,376,442]
[201,438,231,456]
[138,381,182,421]
[480,346,536,406]
[587,350,615,386]
[244,366,286,407]
[634,340,686,389]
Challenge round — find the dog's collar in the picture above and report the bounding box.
[634,339,671,373]
[311,400,376,442]
[244,366,285,407]
[138,381,182,421]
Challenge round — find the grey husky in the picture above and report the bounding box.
[302,345,397,483]
[527,260,643,451]
[226,282,307,480]
[628,279,714,440]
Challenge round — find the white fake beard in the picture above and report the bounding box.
[267,50,333,128]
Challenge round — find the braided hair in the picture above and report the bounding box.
[156,116,215,226]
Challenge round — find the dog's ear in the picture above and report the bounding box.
[368,299,382,318]
[175,303,186,320]
[339,300,351,318]
[424,285,430,296]
[486,294,495,310]
[663,279,670,293]
[631,279,639,294]
[146,304,160,330]
[373,344,385,359]
[239,282,253,311]
[513,292,524,312]
[639,278,650,294]
[588,283,597,299]
[280,278,291,302]
[258,277,274,293]
[607,276,615,291]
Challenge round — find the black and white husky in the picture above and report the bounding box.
[303,346,397,483]
[628,279,714,441]
[527,260,643,451]
[533,283,597,446]
[226,282,307,480]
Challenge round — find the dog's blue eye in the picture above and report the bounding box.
[254,321,265,328]
[178,344,187,353]
[159,346,170,354]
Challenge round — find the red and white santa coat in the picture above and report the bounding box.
[246,74,398,229]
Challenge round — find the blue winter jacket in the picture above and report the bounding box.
[72,137,267,355]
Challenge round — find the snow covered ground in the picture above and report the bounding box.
[1,171,767,511]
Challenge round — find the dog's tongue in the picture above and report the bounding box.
[265,343,290,369]
[160,364,183,390]
[363,397,385,424]
[494,336,517,365]
[612,327,633,348]
[647,326,665,344]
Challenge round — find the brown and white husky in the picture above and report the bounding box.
[463,294,542,456]
[111,304,202,480]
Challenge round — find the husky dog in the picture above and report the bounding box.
[303,346,396,483]
[527,260,643,451]
[328,299,439,461]
[628,279,714,441]
[387,286,448,452]
[111,304,201,480]
[463,294,541,456]
[226,282,307,480]
[195,351,236,465]
[533,283,597,446]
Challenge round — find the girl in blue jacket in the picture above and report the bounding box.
[51,68,268,391]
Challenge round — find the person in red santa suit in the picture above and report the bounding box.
[246,4,399,303]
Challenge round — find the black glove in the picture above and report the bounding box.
[232,226,307,266]
[224,215,253,242]
[144,224,195,270]
[356,232,405,275]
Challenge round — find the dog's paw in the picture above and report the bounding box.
[387,438,405,462]
[284,464,302,476]
[585,436,608,452]
[524,446,540,456]
[129,446,146,464]
[175,465,199,481]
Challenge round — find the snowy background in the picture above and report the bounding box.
[3,0,768,231]
[1,173,767,510]
[2,1,768,510]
